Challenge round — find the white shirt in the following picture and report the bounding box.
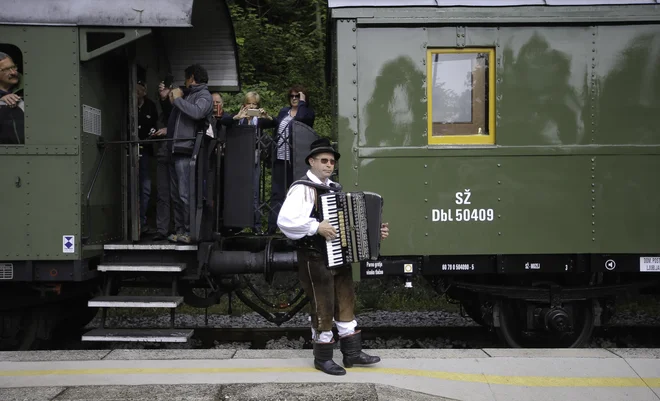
[277,170,337,240]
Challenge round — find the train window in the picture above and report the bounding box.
[0,44,24,145]
[427,48,495,145]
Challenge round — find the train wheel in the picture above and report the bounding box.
[495,299,594,348]
[0,307,52,351]
[461,300,486,326]
[55,295,100,333]
[0,310,35,350]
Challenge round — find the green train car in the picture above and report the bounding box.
[1,0,659,350]
[328,0,660,346]
[0,0,245,349]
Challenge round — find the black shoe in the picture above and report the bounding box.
[340,331,381,368]
[141,226,157,235]
[313,341,346,376]
[152,233,167,241]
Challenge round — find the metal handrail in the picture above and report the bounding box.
[81,139,107,244]
[189,133,205,242]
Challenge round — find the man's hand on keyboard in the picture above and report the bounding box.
[318,220,337,240]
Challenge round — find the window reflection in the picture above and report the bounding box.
[428,49,493,144]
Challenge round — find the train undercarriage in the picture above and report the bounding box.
[2,235,659,350]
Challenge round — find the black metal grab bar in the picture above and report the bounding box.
[97,137,188,145]
[83,134,212,243]
[189,133,205,242]
[82,141,107,244]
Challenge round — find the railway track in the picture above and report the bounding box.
[45,325,660,350]
[191,325,660,349]
[192,326,496,348]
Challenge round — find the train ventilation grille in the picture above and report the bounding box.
[0,263,13,280]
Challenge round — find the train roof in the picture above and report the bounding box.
[0,0,241,92]
[328,0,660,7]
[1,0,198,27]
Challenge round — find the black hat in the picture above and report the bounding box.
[137,79,146,88]
[305,137,340,165]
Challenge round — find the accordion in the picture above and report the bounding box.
[319,191,383,268]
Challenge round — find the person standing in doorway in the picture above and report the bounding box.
[160,64,213,244]
[136,79,158,237]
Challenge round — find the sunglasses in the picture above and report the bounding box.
[0,65,18,74]
[315,157,336,165]
[289,94,300,99]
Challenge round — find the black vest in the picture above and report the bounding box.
[290,174,342,253]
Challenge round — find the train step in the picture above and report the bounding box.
[88,295,183,308]
[97,263,187,273]
[81,328,194,343]
[103,242,197,251]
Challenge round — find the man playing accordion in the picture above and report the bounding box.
[277,138,390,376]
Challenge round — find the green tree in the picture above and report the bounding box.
[222,0,331,138]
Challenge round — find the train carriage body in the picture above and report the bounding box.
[327,0,660,346]
[327,0,660,273]
[0,0,243,348]
[0,0,239,266]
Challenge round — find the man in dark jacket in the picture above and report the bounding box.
[0,52,23,145]
[137,79,159,236]
[162,64,214,244]
[151,82,174,241]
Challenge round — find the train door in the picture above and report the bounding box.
[78,29,152,245]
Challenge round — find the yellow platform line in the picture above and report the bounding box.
[0,366,659,388]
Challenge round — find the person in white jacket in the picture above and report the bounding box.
[277,137,389,376]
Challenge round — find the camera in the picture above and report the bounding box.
[163,74,174,89]
[246,108,261,117]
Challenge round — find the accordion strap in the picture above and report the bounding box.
[289,179,343,193]
[289,177,343,258]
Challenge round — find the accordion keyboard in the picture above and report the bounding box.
[320,191,382,268]
[320,194,345,267]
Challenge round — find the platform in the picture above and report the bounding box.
[1,348,659,400]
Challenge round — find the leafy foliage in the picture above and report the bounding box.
[220,0,331,138]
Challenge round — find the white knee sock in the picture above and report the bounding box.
[336,320,357,338]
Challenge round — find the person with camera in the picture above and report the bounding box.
[232,91,269,125]
[150,64,214,244]
[145,77,176,241]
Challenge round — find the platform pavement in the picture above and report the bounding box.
[0,348,659,400]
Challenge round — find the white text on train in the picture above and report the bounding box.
[432,189,494,222]
[442,263,475,271]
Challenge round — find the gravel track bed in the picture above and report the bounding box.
[73,309,660,351]
[89,310,478,330]
[89,307,660,330]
